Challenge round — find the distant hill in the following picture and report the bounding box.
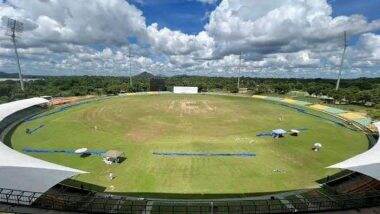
[134,72,155,79]
[0,72,45,79]
[0,72,19,78]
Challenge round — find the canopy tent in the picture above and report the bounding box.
[328,122,380,181]
[272,129,286,134]
[104,150,124,158]
[313,143,322,151]
[290,129,300,136]
[103,150,124,164]
[75,148,88,154]
[0,98,86,204]
[272,129,286,137]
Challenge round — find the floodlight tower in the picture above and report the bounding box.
[335,31,347,91]
[128,47,133,87]
[6,18,24,91]
[237,52,242,90]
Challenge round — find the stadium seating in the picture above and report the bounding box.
[326,173,380,194]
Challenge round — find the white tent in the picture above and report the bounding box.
[328,122,380,181]
[272,129,286,137]
[75,148,88,154]
[0,98,86,204]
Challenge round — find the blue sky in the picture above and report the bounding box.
[131,0,380,34]
[330,0,380,21]
[127,0,380,66]
[130,0,380,44]
[330,0,380,44]
[130,0,220,34]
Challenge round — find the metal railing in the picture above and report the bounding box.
[0,187,379,213]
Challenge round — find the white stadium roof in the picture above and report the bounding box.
[0,97,48,121]
[328,122,380,180]
[0,98,86,202]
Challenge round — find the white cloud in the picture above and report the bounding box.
[206,0,380,58]
[1,0,147,47]
[146,23,214,57]
[348,33,380,67]
[195,0,218,4]
[0,0,379,77]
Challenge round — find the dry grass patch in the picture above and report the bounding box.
[126,123,168,143]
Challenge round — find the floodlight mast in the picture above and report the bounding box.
[237,52,242,90]
[335,31,347,91]
[7,18,25,91]
[128,47,133,87]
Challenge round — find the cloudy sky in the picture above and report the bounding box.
[0,0,380,78]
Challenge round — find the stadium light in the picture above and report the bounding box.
[335,31,347,91]
[238,52,242,89]
[128,46,133,87]
[5,18,25,91]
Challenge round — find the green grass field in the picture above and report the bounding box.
[11,94,368,195]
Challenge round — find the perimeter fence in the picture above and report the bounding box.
[0,187,379,213]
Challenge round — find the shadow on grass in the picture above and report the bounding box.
[315,170,353,184]
[107,189,304,199]
[2,118,23,148]
[119,157,127,163]
[367,133,378,149]
[80,153,91,158]
[61,179,298,199]
[61,179,107,193]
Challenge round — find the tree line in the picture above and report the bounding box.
[0,73,379,108]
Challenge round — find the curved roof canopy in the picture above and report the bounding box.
[0,98,86,202]
[328,122,380,180]
[0,97,48,121]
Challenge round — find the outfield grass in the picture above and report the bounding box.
[11,94,368,195]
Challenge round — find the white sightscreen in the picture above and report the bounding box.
[328,122,380,181]
[173,86,198,94]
